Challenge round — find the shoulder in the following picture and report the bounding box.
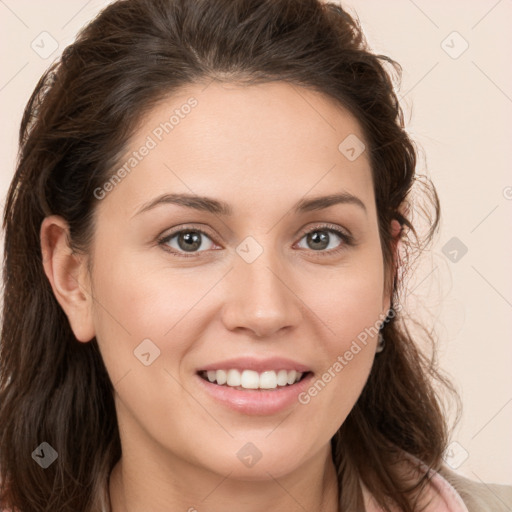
[361,454,467,512]
[402,452,512,512]
[437,464,512,512]
[362,452,512,512]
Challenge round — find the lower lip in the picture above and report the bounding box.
[195,372,315,415]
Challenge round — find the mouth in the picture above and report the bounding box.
[197,369,312,391]
[195,366,315,415]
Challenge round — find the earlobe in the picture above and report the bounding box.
[40,216,96,343]
[390,218,402,240]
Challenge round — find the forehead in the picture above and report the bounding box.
[97,81,374,219]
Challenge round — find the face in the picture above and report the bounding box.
[81,81,393,481]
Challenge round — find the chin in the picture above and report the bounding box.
[197,437,315,481]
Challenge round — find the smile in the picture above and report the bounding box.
[198,369,309,390]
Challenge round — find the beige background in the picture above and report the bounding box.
[1,0,510,485]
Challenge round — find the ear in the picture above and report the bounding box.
[381,218,403,315]
[390,218,403,250]
[40,215,96,343]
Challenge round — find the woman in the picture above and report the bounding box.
[0,0,510,510]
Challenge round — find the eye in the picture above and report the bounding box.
[295,223,354,256]
[158,226,217,257]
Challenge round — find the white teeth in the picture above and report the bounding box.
[216,369,227,385]
[200,369,305,389]
[276,369,288,386]
[240,370,259,389]
[227,369,241,387]
[259,371,277,389]
[287,370,297,385]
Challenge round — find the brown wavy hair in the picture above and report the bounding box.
[0,0,461,510]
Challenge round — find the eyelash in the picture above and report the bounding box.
[157,223,354,259]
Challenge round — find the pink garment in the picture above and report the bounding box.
[362,454,469,512]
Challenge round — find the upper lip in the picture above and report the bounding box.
[197,356,312,374]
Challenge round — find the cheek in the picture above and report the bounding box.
[295,258,384,433]
[89,246,210,384]
[308,252,385,345]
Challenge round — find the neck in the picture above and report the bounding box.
[109,443,339,512]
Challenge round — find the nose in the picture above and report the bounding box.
[220,247,304,339]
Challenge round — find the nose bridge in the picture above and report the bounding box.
[222,234,303,336]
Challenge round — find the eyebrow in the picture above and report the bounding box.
[132,191,367,218]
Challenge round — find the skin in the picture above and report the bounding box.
[41,81,401,512]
